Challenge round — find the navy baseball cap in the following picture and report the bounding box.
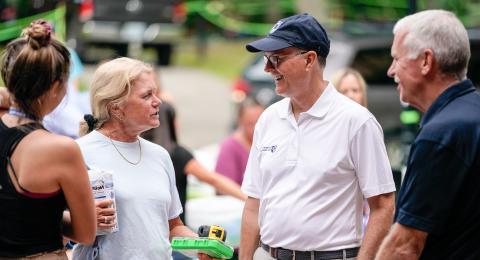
[246,13,330,58]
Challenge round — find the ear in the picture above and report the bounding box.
[421,49,434,75]
[109,102,124,121]
[50,80,62,98]
[305,51,317,71]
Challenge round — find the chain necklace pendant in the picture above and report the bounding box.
[108,134,142,165]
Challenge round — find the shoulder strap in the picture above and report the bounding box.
[4,122,46,193]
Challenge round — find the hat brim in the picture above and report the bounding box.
[246,37,292,52]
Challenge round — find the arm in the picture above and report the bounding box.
[357,192,395,260]
[169,217,220,260]
[239,197,260,260]
[55,138,96,244]
[168,216,197,240]
[185,159,247,201]
[376,223,428,260]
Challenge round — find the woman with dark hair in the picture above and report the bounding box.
[0,20,96,259]
[215,97,264,186]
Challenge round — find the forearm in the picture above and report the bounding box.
[358,207,394,259]
[358,193,395,260]
[170,225,198,240]
[169,216,197,241]
[376,224,426,260]
[186,160,247,201]
[239,197,260,260]
[213,174,247,201]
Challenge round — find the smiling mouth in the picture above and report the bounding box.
[273,75,283,81]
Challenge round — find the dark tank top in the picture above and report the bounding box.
[0,119,66,257]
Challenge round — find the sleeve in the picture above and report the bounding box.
[165,152,183,220]
[215,138,242,184]
[350,118,396,198]
[395,140,469,234]
[241,123,262,199]
[171,145,194,173]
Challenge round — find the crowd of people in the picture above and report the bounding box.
[1,8,479,260]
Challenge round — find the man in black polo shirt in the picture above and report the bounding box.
[376,9,480,259]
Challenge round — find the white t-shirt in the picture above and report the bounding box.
[242,83,395,251]
[74,130,182,260]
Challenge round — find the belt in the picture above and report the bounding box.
[260,241,359,260]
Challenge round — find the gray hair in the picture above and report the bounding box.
[393,9,470,80]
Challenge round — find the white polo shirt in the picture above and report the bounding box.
[241,83,395,251]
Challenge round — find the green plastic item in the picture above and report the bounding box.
[172,237,234,259]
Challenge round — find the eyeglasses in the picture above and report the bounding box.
[263,51,308,68]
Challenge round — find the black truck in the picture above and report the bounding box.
[68,0,186,65]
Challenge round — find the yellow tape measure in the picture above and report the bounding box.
[197,225,227,242]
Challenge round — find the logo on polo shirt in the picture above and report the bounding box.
[261,145,277,153]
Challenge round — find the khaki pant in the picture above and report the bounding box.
[0,249,68,260]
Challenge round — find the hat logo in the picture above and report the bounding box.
[270,21,283,34]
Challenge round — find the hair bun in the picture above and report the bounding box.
[21,19,52,49]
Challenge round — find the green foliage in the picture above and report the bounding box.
[184,0,297,36]
[327,0,480,27]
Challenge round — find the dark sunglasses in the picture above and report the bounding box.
[263,51,308,68]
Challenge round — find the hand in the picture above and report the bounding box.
[95,199,116,230]
[198,253,223,260]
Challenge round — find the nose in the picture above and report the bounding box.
[387,61,395,78]
[153,95,162,107]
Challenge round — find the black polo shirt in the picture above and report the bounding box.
[395,79,480,259]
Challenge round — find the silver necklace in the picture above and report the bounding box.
[107,134,142,165]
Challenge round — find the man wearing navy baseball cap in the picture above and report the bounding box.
[240,14,395,260]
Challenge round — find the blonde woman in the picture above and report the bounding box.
[331,68,368,107]
[73,57,216,260]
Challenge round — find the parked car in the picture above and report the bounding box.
[232,31,480,133]
[68,0,186,65]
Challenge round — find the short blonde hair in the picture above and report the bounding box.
[331,68,368,107]
[80,57,153,136]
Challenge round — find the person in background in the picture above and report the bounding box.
[240,14,395,260]
[73,57,216,260]
[0,19,96,259]
[215,97,264,185]
[377,10,480,259]
[142,95,247,224]
[331,67,368,107]
[42,22,90,139]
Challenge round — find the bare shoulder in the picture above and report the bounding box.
[23,130,83,161]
